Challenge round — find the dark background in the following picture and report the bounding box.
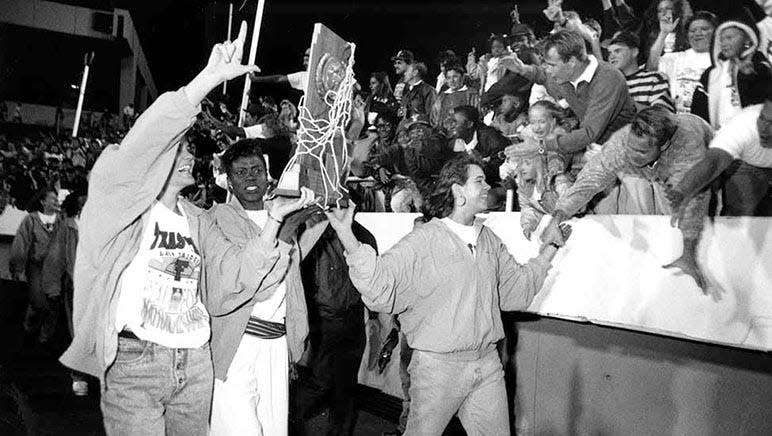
[120,0,758,91]
[1,0,764,111]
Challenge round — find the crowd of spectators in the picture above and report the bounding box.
[4,0,771,221]
[2,2,772,434]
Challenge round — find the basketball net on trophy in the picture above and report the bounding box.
[273,24,357,208]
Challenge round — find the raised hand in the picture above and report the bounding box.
[658,13,680,35]
[467,47,477,64]
[543,0,564,23]
[325,202,357,234]
[186,21,261,105]
[203,21,261,83]
[540,215,566,247]
[510,4,521,23]
[269,187,317,221]
[500,52,527,74]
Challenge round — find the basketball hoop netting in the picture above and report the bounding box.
[275,42,357,209]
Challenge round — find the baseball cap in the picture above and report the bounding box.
[404,114,431,130]
[510,23,535,39]
[391,49,415,63]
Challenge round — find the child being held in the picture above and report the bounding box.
[515,154,573,240]
[498,100,573,239]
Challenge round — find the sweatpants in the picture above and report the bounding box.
[210,334,289,436]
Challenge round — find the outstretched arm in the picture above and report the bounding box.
[249,74,290,86]
[541,140,628,247]
[326,205,419,314]
[668,149,734,214]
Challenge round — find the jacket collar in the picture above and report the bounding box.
[570,55,599,89]
[445,85,469,94]
[178,197,205,218]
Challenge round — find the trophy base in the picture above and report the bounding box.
[272,188,302,198]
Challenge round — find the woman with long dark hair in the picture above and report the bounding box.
[644,0,693,69]
[364,71,399,128]
[325,155,571,435]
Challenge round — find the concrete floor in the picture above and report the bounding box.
[0,341,397,436]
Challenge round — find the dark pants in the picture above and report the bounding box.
[292,306,366,436]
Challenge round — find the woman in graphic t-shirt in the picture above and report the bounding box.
[654,11,717,113]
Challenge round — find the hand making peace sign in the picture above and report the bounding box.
[203,21,261,82]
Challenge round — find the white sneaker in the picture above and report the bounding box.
[72,380,88,396]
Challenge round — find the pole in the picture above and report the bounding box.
[222,2,234,95]
[72,52,94,138]
[238,0,266,127]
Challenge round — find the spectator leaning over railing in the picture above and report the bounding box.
[541,107,714,290]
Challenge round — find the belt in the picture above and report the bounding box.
[245,316,286,339]
[118,329,140,340]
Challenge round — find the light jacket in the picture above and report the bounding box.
[344,218,550,354]
[555,113,713,241]
[10,212,62,276]
[10,212,62,299]
[41,216,78,297]
[60,89,291,382]
[205,197,327,380]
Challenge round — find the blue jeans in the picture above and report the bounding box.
[101,337,213,436]
[404,347,509,436]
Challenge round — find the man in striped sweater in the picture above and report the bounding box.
[608,31,675,113]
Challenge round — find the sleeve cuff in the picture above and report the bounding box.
[276,239,294,258]
[344,242,375,267]
[529,255,552,274]
[172,87,202,119]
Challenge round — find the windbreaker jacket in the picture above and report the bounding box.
[555,113,713,240]
[60,90,291,381]
[344,218,551,354]
[205,197,326,380]
[41,216,78,297]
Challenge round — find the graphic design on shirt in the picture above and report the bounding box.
[140,222,207,334]
[674,72,702,112]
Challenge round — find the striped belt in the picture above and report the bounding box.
[245,316,286,339]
